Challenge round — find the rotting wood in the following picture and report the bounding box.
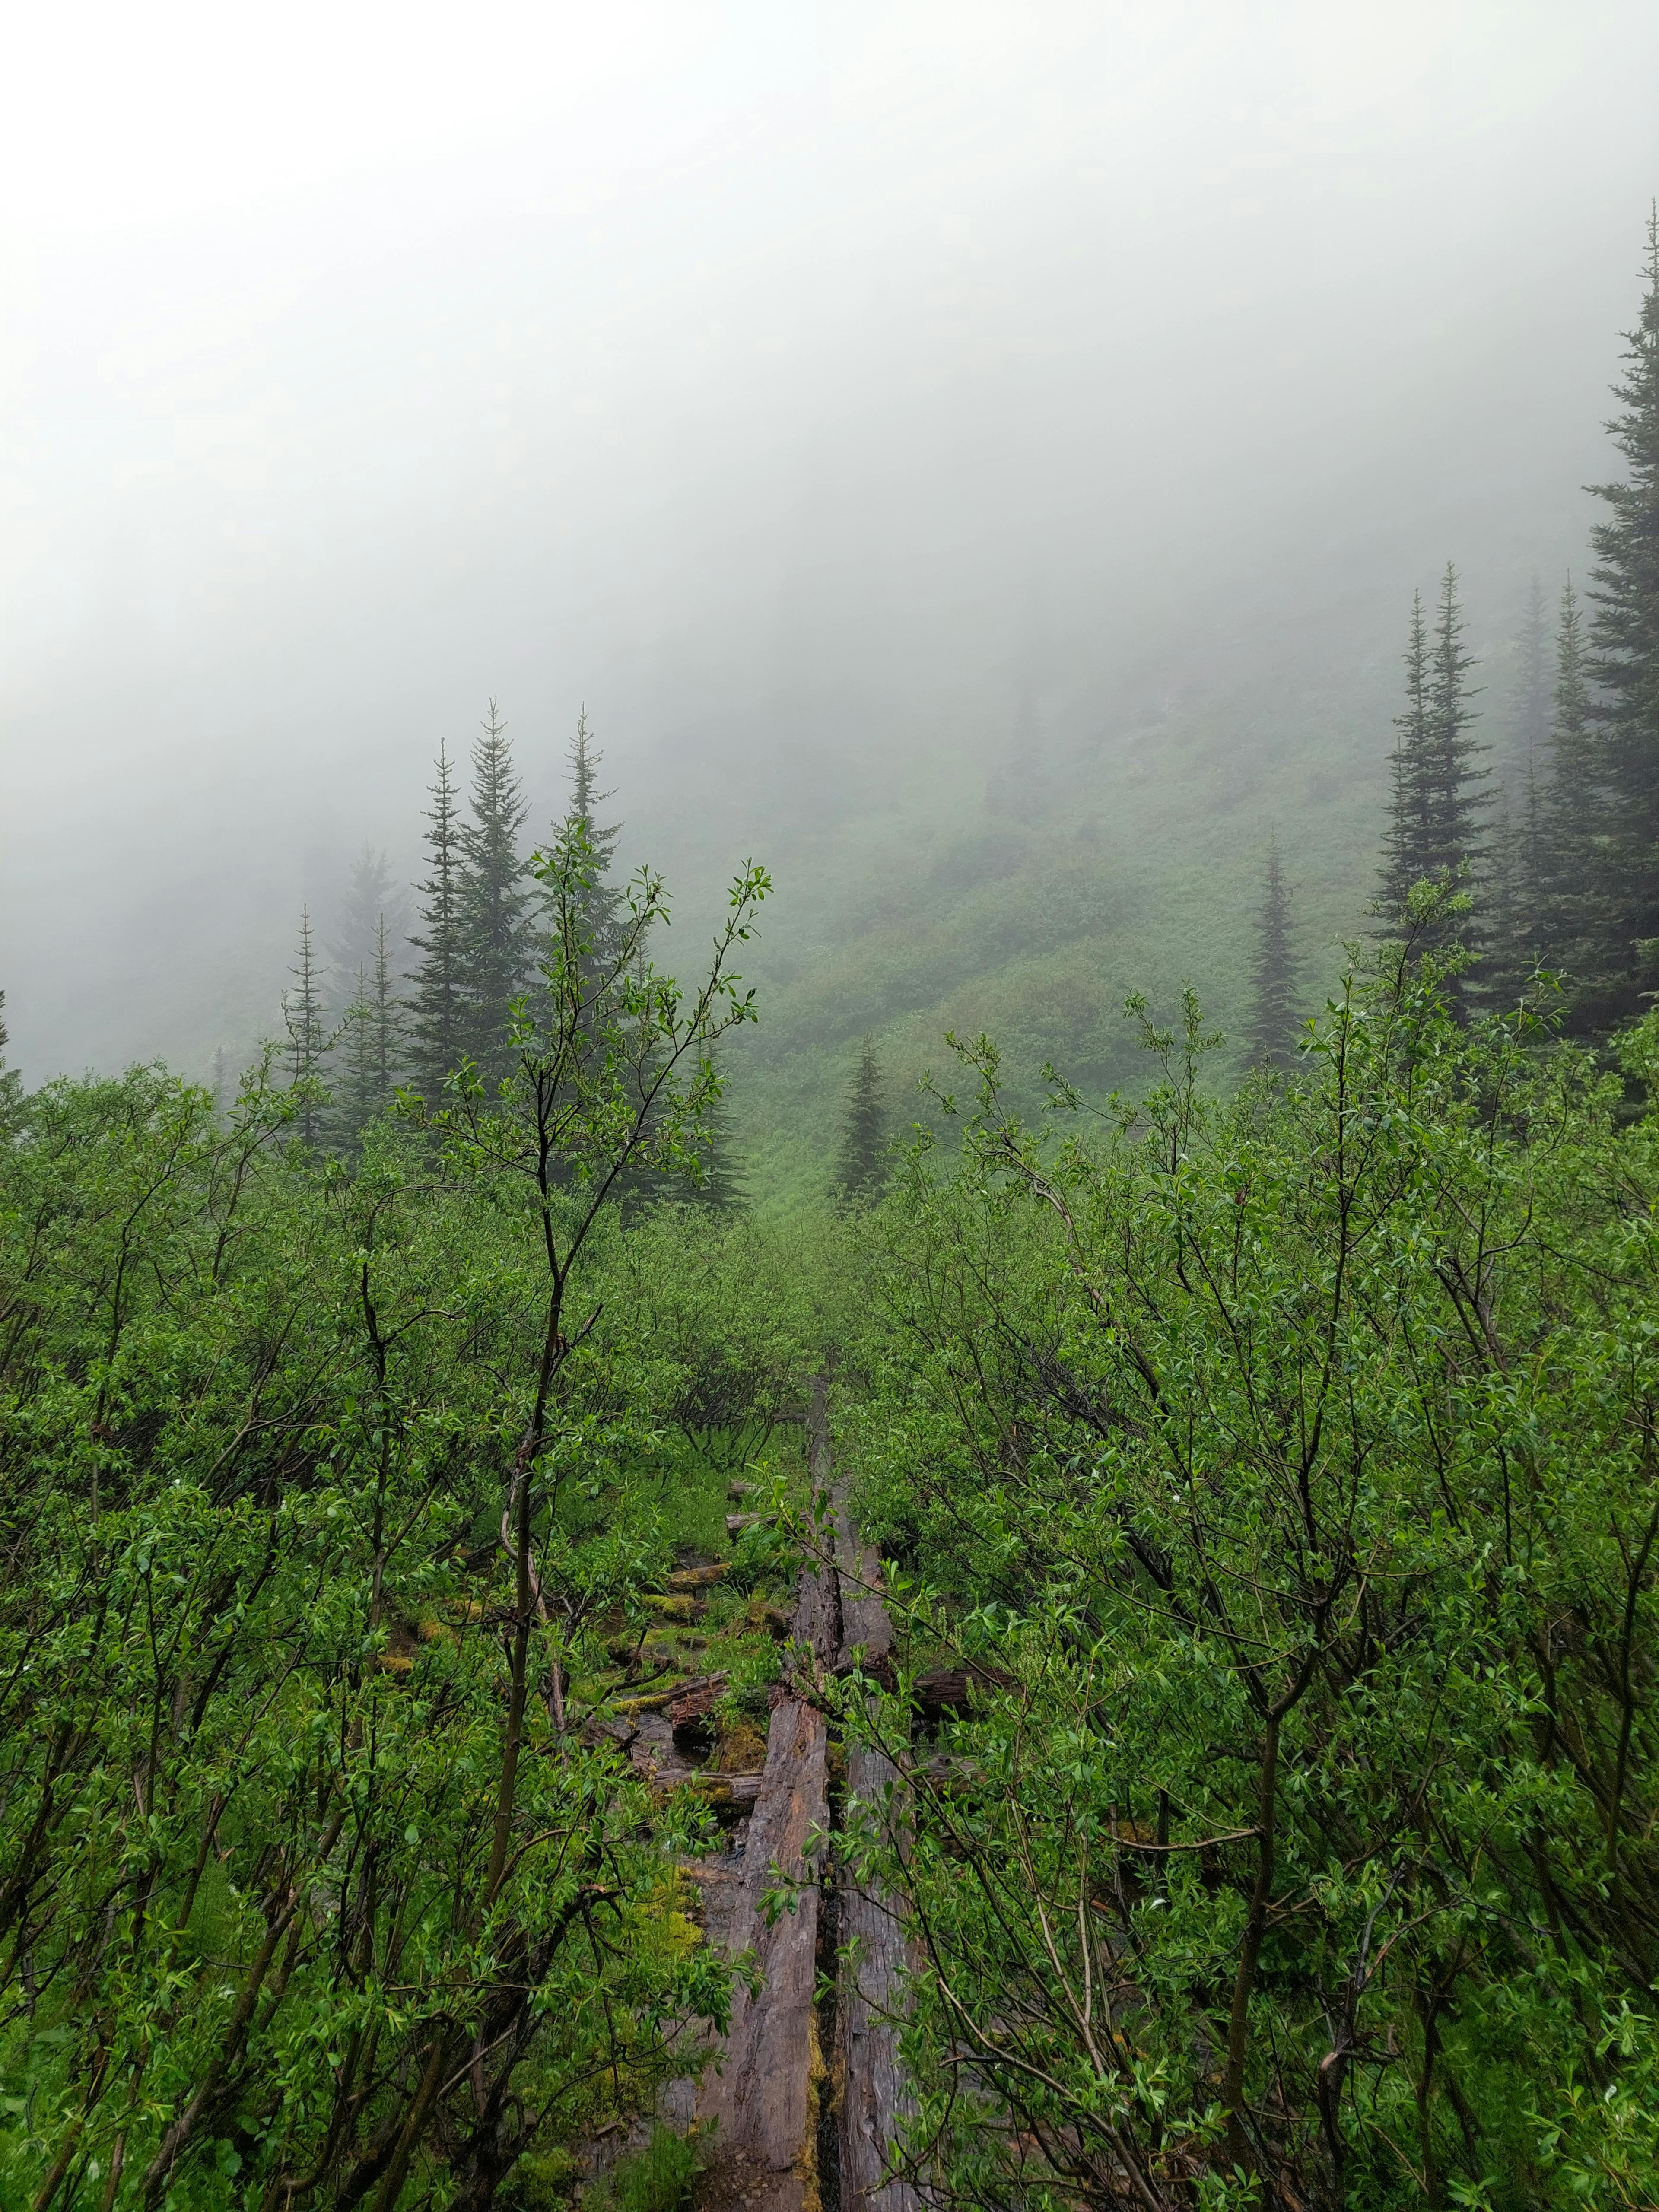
[694,1397,839,2212]
[836,1736,916,2212]
[726,1510,775,1538]
[665,1561,729,1592]
[827,1382,918,2212]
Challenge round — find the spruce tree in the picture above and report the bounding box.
[1377,566,1487,1001]
[548,706,626,986]
[282,907,331,1146]
[458,699,532,1088]
[1379,589,1435,921]
[1586,205,1659,1020]
[835,1036,887,1208]
[329,920,405,1155]
[407,744,466,1101]
[1243,842,1297,1073]
[1541,579,1614,1005]
[1515,574,1550,772]
[331,966,378,1155]
[0,995,17,1125]
[371,914,405,1105]
[1483,585,1550,1007]
[1427,561,1487,887]
[329,846,404,1015]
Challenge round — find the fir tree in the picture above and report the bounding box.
[1484,583,1551,1006]
[458,699,532,1087]
[1379,589,1435,921]
[370,914,405,1105]
[1426,561,1487,886]
[1377,566,1487,1001]
[282,907,331,1146]
[1243,842,1297,1073]
[835,1036,887,1208]
[548,706,626,986]
[1515,574,1551,772]
[407,744,466,1101]
[329,846,405,1015]
[329,921,404,1155]
[0,994,17,1125]
[1541,578,1614,1005]
[1586,205,1659,1020]
[331,966,378,1155]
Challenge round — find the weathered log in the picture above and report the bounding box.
[839,1740,917,2211]
[695,1447,839,2212]
[664,1562,728,1592]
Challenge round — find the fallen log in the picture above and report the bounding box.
[725,1510,775,1537]
[824,1379,918,2212]
[664,1562,728,1592]
[695,1406,840,2211]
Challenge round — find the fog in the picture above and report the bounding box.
[4,0,1658,1083]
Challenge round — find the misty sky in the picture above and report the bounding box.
[4,2,1659,1079]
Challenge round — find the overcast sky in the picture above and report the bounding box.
[4,2,1658,1077]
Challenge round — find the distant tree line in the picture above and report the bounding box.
[1244,207,1659,1065]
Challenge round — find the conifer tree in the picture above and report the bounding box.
[1541,579,1614,1003]
[331,966,378,1155]
[370,914,405,1105]
[1379,590,1435,922]
[1587,205,1659,1020]
[0,995,16,1125]
[1515,574,1550,772]
[407,744,466,1101]
[549,706,626,985]
[1377,567,1487,1001]
[1243,842,1297,1073]
[458,699,532,1087]
[329,846,405,1014]
[282,907,331,1145]
[329,919,405,1156]
[1427,561,1487,884]
[835,1035,887,1208]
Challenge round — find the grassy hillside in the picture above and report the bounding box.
[720,638,1402,1208]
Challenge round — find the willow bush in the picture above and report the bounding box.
[840,919,1659,2209]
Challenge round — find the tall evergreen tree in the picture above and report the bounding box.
[549,706,626,985]
[1378,566,1487,1001]
[407,744,466,1101]
[1540,579,1615,1005]
[0,994,17,1125]
[282,907,330,1146]
[328,846,406,1015]
[330,919,406,1154]
[1515,574,1550,773]
[1587,205,1659,1020]
[835,1036,887,1208]
[1379,589,1435,922]
[1243,842,1297,1073]
[332,966,378,1154]
[1426,561,1487,885]
[458,699,532,1087]
[370,914,405,1105]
